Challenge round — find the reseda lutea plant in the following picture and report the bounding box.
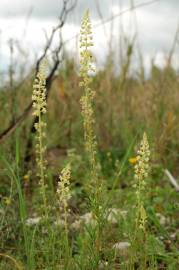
[79,10,103,205]
[79,10,106,264]
[57,164,72,267]
[130,132,150,269]
[32,60,48,218]
[134,132,150,231]
[57,163,71,235]
[79,10,98,184]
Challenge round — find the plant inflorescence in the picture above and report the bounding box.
[130,132,151,269]
[79,10,98,184]
[32,59,48,218]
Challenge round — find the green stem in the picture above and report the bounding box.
[38,108,48,219]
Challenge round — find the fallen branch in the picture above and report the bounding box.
[164,169,179,192]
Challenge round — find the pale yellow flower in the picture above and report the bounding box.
[23,174,29,182]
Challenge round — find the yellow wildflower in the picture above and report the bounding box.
[4,197,12,205]
[23,174,29,182]
[129,157,137,165]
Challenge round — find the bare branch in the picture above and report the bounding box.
[0,0,77,143]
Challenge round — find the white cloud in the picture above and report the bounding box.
[0,0,178,73]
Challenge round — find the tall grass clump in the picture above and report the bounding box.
[0,142,33,269]
[32,60,48,218]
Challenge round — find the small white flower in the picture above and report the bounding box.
[26,217,41,226]
[113,241,131,251]
[54,218,66,227]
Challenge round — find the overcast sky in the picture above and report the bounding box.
[0,0,179,76]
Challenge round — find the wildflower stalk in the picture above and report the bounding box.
[130,132,150,269]
[32,60,48,219]
[79,10,100,208]
[57,164,71,267]
[79,10,104,263]
[134,132,150,232]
